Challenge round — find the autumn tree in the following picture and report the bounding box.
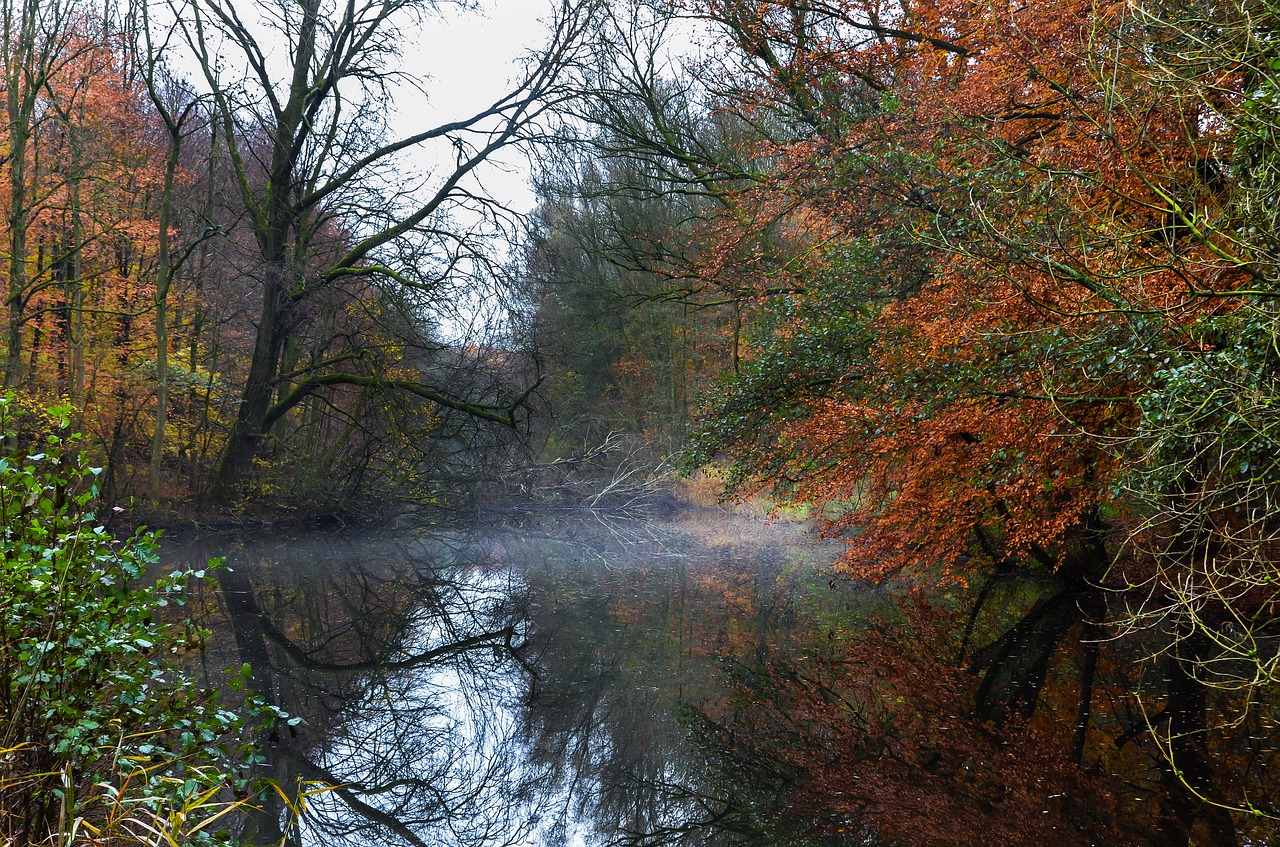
[1,0,76,387]
[128,2,216,503]
[540,0,1280,840]
[0,10,200,506]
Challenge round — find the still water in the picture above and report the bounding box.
[163,512,850,847]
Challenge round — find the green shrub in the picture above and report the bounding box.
[0,394,274,845]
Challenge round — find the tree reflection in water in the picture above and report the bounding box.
[509,514,853,847]
[169,525,545,846]
[166,513,1280,846]
[164,514,844,847]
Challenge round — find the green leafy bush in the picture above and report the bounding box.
[0,394,272,844]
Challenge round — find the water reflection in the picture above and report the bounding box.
[164,514,844,847]
[169,527,535,846]
[511,515,854,847]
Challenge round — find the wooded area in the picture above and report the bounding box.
[4,0,1280,842]
[0,0,592,514]
[525,0,1280,843]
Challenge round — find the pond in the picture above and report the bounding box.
[163,512,854,847]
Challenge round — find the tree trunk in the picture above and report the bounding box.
[4,50,28,387]
[208,263,287,502]
[149,147,178,502]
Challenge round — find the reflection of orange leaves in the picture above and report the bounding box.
[609,597,647,626]
[708,599,1126,847]
[690,569,763,656]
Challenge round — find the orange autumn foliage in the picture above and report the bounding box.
[0,24,183,491]
[662,0,1280,842]
[688,0,1252,585]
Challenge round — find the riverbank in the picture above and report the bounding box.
[126,457,775,538]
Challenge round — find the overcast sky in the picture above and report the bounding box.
[402,0,554,214]
[158,0,557,214]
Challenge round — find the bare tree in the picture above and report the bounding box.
[155,0,595,502]
[127,3,219,501]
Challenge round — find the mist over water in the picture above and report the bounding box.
[163,513,846,847]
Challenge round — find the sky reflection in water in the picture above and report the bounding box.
[164,513,845,847]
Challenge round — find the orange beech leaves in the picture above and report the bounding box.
[0,26,180,487]
[687,0,1256,584]
[666,0,1280,841]
[771,397,1114,581]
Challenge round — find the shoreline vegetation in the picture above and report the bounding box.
[0,395,783,847]
[0,392,739,832]
[0,396,297,846]
[124,432,761,535]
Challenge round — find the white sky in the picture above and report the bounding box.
[157,0,556,214]
[402,0,555,215]
[403,0,561,340]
